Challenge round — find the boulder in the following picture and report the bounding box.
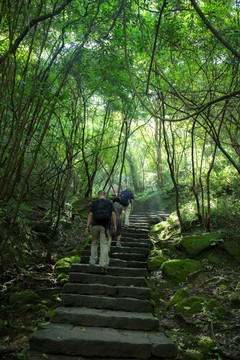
[9,290,39,305]
[223,238,240,263]
[161,259,204,283]
[166,288,190,309]
[180,232,225,257]
[176,296,205,317]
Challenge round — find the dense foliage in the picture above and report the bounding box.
[0,0,239,260]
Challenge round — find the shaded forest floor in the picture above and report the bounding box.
[0,194,240,360]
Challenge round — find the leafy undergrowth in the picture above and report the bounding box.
[0,215,87,360]
[148,218,240,360]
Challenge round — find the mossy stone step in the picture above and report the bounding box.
[70,264,147,277]
[83,246,150,255]
[62,293,152,312]
[80,257,147,268]
[69,272,147,287]
[30,323,178,359]
[63,282,151,299]
[52,307,159,330]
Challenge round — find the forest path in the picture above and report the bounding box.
[29,200,177,360]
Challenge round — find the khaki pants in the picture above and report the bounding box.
[124,203,131,226]
[89,225,109,268]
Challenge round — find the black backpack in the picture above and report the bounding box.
[93,199,111,227]
[120,191,130,207]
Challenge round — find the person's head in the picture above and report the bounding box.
[113,196,121,203]
[126,186,131,191]
[98,190,107,198]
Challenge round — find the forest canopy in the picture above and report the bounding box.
[0,0,240,254]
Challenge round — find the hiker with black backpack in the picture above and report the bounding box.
[120,186,134,227]
[108,196,125,250]
[86,190,117,274]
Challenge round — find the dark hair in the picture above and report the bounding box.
[113,196,121,203]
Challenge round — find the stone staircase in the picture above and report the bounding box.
[29,201,177,360]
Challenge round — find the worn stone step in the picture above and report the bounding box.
[52,307,159,331]
[121,232,151,240]
[69,272,147,287]
[111,241,152,248]
[31,355,176,360]
[80,256,147,268]
[81,252,146,262]
[30,323,178,359]
[83,246,150,256]
[63,283,151,300]
[70,264,147,277]
[110,252,146,261]
[62,293,151,312]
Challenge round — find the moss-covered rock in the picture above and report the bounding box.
[166,288,190,309]
[54,256,81,275]
[176,296,205,317]
[235,282,240,291]
[197,336,217,356]
[161,259,204,283]
[204,298,218,312]
[182,349,204,360]
[148,255,166,270]
[223,239,240,263]
[9,290,39,305]
[228,291,240,308]
[180,232,225,257]
[214,306,232,319]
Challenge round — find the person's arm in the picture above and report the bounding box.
[121,210,125,225]
[112,211,117,233]
[86,212,93,234]
[130,198,134,212]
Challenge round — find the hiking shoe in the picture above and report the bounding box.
[100,266,108,275]
[116,243,121,247]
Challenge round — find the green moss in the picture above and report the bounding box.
[180,232,225,257]
[9,290,39,305]
[224,239,240,262]
[182,349,204,360]
[176,296,205,317]
[228,291,240,308]
[161,259,204,283]
[207,254,218,264]
[151,222,166,234]
[54,256,80,275]
[197,336,217,355]
[214,306,231,319]
[235,282,240,291]
[45,309,57,321]
[148,255,166,270]
[204,299,218,312]
[166,288,190,309]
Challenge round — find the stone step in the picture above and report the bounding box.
[63,283,151,300]
[82,251,146,262]
[110,252,146,261]
[31,355,176,360]
[30,323,178,359]
[110,240,152,248]
[70,264,147,277]
[83,246,150,256]
[80,256,147,268]
[52,307,159,330]
[121,232,151,240]
[69,272,147,287]
[62,293,152,312]
[116,239,152,247]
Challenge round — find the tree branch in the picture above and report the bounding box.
[0,0,74,65]
[191,0,240,60]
